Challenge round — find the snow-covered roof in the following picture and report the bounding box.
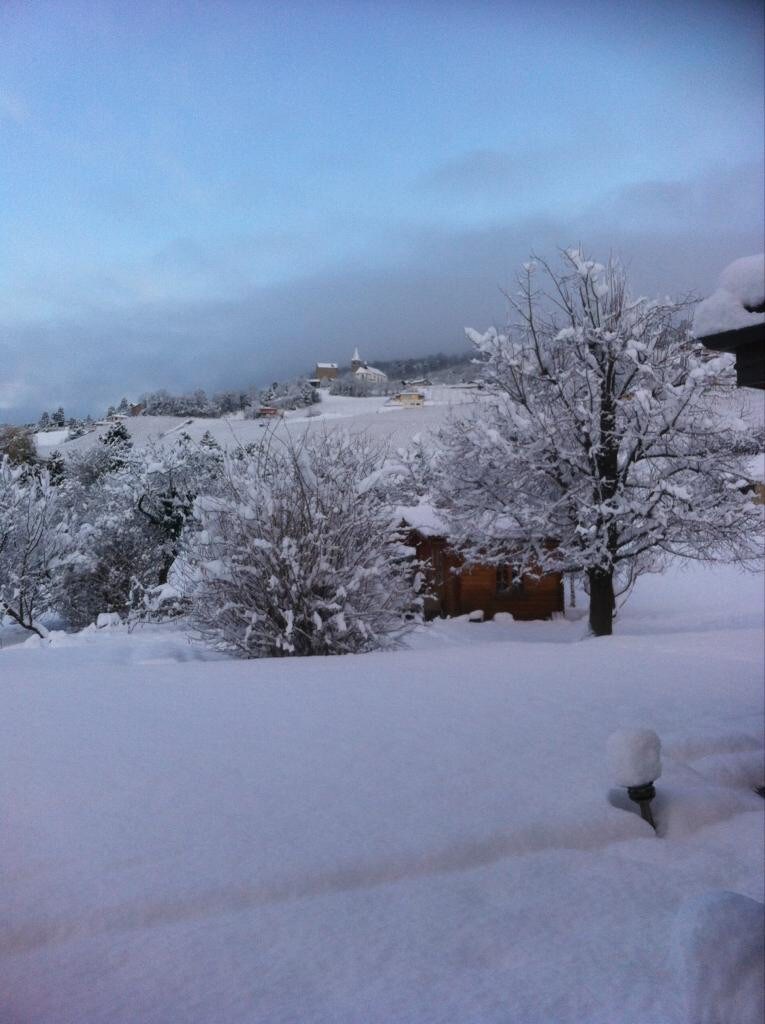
[397,500,449,537]
[355,364,387,378]
[316,362,338,369]
[694,254,765,338]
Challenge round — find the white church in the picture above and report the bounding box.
[351,347,388,384]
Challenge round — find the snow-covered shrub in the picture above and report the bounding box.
[183,432,421,657]
[131,436,222,585]
[52,474,166,629]
[435,248,764,636]
[52,436,222,629]
[65,443,114,487]
[0,459,67,636]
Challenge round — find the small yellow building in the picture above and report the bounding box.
[389,390,425,407]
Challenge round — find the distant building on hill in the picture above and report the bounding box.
[351,347,388,384]
[388,390,425,407]
[314,362,338,383]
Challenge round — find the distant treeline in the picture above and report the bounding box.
[368,351,477,379]
[137,380,319,418]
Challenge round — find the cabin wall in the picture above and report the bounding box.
[410,532,564,621]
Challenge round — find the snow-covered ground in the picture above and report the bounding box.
[1,560,763,1023]
[36,387,487,457]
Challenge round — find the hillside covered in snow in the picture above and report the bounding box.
[35,386,486,457]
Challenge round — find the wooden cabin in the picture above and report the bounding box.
[406,524,564,621]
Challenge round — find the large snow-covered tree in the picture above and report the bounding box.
[183,431,421,657]
[435,249,763,636]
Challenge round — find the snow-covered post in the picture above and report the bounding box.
[607,728,662,831]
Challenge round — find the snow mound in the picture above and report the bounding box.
[96,612,122,629]
[672,890,764,1024]
[606,728,662,786]
[694,254,765,338]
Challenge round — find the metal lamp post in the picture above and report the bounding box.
[607,728,662,833]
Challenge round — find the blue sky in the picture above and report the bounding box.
[1,0,763,420]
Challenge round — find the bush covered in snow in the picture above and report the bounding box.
[53,436,222,629]
[183,432,421,657]
[53,482,167,629]
[0,460,67,637]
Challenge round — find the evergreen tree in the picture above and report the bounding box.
[101,420,133,472]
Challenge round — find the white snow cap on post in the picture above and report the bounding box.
[606,728,662,786]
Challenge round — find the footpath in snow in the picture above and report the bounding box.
[0,562,763,1024]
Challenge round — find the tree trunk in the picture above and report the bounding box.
[158,551,174,586]
[588,567,614,636]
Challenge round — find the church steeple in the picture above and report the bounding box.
[351,347,362,372]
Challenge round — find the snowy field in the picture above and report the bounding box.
[35,387,487,456]
[1,560,763,1024]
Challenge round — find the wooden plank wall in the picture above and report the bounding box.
[410,531,564,621]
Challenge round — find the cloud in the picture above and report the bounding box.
[0,378,31,411]
[607,161,764,233]
[1,161,762,424]
[419,148,559,196]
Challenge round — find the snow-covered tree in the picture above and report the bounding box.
[435,249,763,636]
[51,435,222,628]
[101,420,132,471]
[0,460,66,636]
[246,378,320,414]
[183,432,421,657]
[199,430,221,451]
[51,467,163,628]
[132,436,222,585]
